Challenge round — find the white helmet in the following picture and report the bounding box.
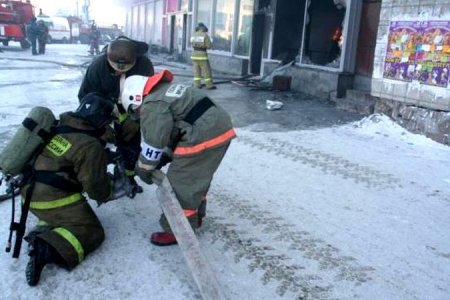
[122,75,149,114]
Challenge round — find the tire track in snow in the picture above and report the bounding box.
[205,190,375,299]
[237,134,401,189]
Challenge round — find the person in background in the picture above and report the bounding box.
[24,93,123,286]
[26,17,39,56]
[89,23,101,55]
[37,20,49,55]
[190,22,216,89]
[78,36,154,195]
[121,70,236,246]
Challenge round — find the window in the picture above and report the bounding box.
[132,6,139,38]
[180,0,190,11]
[213,0,234,52]
[236,0,254,56]
[301,0,346,69]
[137,4,146,42]
[154,0,164,44]
[145,2,155,44]
[197,0,212,28]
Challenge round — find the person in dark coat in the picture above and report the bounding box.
[37,20,49,54]
[78,36,154,195]
[26,17,39,55]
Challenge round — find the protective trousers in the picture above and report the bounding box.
[160,142,230,232]
[29,199,104,269]
[192,59,214,89]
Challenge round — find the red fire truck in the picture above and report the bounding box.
[0,0,34,49]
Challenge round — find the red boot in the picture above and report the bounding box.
[150,232,177,246]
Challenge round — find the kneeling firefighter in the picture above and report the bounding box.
[122,70,236,246]
[20,93,122,286]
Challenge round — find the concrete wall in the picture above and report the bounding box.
[181,51,249,76]
[371,0,450,111]
[263,61,341,100]
[208,54,249,76]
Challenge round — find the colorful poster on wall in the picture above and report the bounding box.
[415,21,450,87]
[384,20,450,88]
[383,21,420,82]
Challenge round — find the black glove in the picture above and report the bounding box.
[156,152,172,169]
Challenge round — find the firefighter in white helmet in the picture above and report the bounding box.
[122,70,236,246]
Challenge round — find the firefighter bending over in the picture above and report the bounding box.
[122,70,236,246]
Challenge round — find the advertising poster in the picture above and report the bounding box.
[384,20,450,88]
[416,21,450,87]
[383,21,420,82]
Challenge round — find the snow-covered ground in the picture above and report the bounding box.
[1,43,450,300]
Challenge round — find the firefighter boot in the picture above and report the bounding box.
[25,237,56,286]
[128,175,144,194]
[150,232,177,246]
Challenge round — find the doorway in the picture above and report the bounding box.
[355,0,381,77]
[169,13,187,57]
[249,0,271,74]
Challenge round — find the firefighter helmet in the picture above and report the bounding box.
[196,22,208,32]
[122,70,174,117]
[75,93,116,128]
[121,75,149,114]
[107,36,138,73]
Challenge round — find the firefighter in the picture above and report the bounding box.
[37,20,49,54]
[121,70,236,246]
[23,93,121,286]
[26,17,39,55]
[78,36,154,196]
[190,23,216,89]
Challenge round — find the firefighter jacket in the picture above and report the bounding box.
[78,51,154,103]
[139,80,236,168]
[23,112,111,207]
[190,31,212,61]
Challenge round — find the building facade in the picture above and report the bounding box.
[126,0,450,145]
[370,0,450,145]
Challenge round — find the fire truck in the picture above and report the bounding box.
[0,0,34,49]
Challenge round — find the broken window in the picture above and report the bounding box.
[271,0,306,64]
[301,0,346,68]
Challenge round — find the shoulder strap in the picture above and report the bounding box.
[34,170,82,193]
[54,125,104,138]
